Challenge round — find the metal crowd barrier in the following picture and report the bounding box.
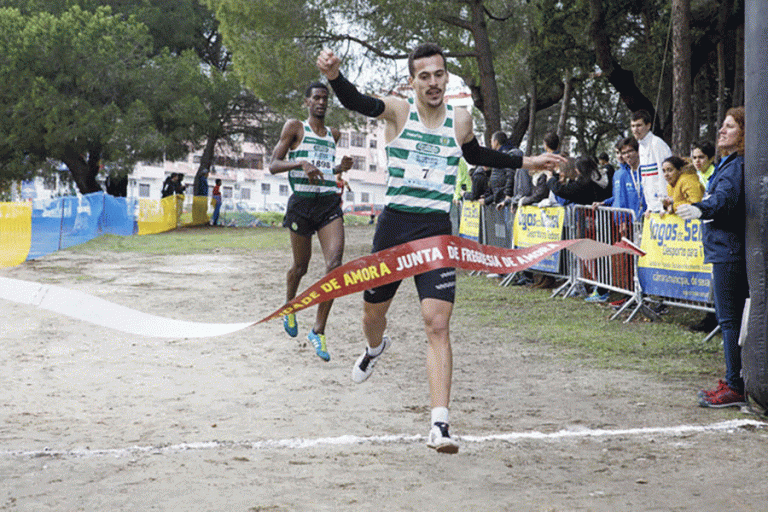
[465,202,717,333]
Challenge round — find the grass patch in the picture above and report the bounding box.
[66,226,289,254]
[456,272,723,380]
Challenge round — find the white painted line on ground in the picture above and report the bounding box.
[2,419,764,460]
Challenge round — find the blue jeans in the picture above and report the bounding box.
[711,261,749,393]
[212,197,222,225]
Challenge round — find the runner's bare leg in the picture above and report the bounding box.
[313,217,344,334]
[362,298,392,349]
[421,297,453,408]
[286,231,312,303]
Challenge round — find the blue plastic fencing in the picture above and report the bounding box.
[27,192,136,261]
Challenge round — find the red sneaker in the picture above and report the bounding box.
[698,379,728,400]
[699,385,746,408]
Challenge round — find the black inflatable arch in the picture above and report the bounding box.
[743,1,768,410]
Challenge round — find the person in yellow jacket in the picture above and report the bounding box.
[661,156,704,215]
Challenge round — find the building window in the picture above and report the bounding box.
[352,156,366,170]
[369,164,377,173]
[241,187,251,200]
[338,133,349,148]
[242,153,263,169]
[345,191,354,202]
[139,183,151,197]
[369,138,377,148]
[279,184,289,196]
[351,132,366,147]
[361,192,370,203]
[223,186,233,199]
[261,183,270,195]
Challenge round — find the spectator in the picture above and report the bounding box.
[194,170,210,197]
[479,131,520,207]
[211,178,222,226]
[547,156,603,206]
[591,138,645,302]
[595,137,646,220]
[453,157,472,203]
[593,152,613,200]
[542,131,570,206]
[678,106,747,408]
[688,140,719,333]
[463,166,489,201]
[631,109,672,213]
[598,151,615,185]
[161,174,175,198]
[173,173,186,195]
[661,156,704,215]
[517,167,552,207]
[690,140,716,189]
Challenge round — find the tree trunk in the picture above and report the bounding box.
[717,40,726,130]
[62,146,102,194]
[557,69,572,149]
[672,0,693,155]
[468,0,501,144]
[508,82,565,148]
[732,22,744,107]
[194,135,217,195]
[526,81,537,156]
[587,0,656,117]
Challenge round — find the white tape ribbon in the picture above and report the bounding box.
[0,276,255,338]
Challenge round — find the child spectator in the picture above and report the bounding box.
[661,156,704,215]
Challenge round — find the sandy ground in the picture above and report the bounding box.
[1,224,767,512]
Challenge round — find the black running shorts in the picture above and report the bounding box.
[363,206,456,304]
[283,193,343,237]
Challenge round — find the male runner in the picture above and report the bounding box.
[317,44,566,453]
[269,82,353,361]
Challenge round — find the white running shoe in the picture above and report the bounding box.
[351,335,390,384]
[426,422,459,454]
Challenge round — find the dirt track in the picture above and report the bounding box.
[1,224,766,511]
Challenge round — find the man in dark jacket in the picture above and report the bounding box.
[480,131,521,207]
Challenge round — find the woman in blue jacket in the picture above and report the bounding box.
[678,106,747,408]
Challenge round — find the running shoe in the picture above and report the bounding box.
[610,297,628,308]
[585,290,609,303]
[426,422,459,454]
[283,313,298,338]
[351,335,390,383]
[699,385,746,408]
[698,379,728,400]
[307,330,330,362]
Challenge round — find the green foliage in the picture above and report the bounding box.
[0,4,209,188]
[205,0,325,119]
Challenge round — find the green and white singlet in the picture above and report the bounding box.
[384,98,462,214]
[286,121,338,197]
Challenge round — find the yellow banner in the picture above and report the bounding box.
[137,196,179,235]
[459,201,481,240]
[190,196,210,226]
[638,213,712,301]
[0,202,32,268]
[512,205,565,273]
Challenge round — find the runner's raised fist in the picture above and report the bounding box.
[316,49,341,80]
